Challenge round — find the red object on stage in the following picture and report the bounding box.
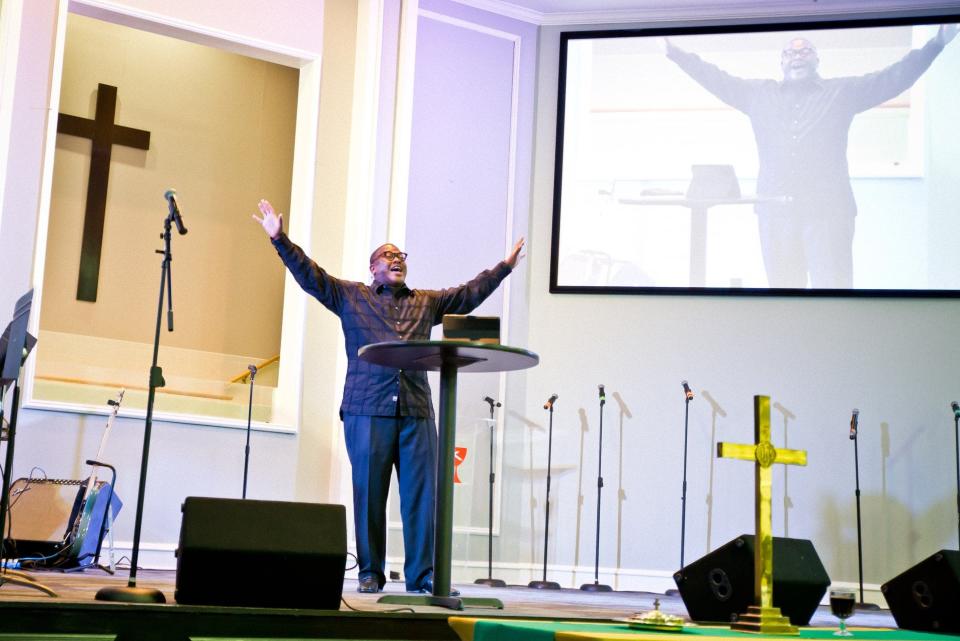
[454,447,468,484]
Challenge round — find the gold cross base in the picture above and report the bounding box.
[731,606,799,635]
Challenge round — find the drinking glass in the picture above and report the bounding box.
[829,588,856,636]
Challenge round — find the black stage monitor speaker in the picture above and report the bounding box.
[881,549,960,634]
[175,497,346,609]
[674,534,829,625]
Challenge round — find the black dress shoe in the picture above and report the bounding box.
[413,576,460,596]
[357,576,382,593]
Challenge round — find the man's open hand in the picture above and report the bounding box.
[505,237,525,269]
[252,199,283,240]
[937,23,959,47]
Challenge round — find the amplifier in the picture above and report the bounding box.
[7,477,121,566]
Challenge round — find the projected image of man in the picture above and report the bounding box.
[666,24,958,289]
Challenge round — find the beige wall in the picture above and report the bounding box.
[4,0,345,568]
[40,13,297,359]
[293,0,357,503]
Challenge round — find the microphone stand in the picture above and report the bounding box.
[851,411,879,611]
[954,403,960,550]
[475,397,505,587]
[679,384,692,570]
[529,396,560,589]
[582,386,611,592]
[96,201,184,603]
[242,365,257,499]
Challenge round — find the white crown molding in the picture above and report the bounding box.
[451,0,544,24]
[453,0,960,27]
[68,0,319,66]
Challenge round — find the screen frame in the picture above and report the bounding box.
[549,11,960,298]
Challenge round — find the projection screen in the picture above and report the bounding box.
[550,15,960,296]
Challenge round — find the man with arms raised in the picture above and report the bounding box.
[666,24,957,288]
[254,199,523,594]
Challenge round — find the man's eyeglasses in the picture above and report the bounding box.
[377,251,408,262]
[782,47,816,59]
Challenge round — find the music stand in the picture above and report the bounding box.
[0,290,56,596]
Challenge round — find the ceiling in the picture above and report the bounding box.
[454,0,960,25]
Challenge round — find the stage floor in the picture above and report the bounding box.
[0,569,899,640]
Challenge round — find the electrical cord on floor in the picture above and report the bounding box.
[338,552,415,611]
[112,555,135,570]
[339,596,415,614]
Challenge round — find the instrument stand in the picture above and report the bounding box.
[96,205,184,604]
[475,398,505,587]
[97,500,118,574]
[0,291,57,597]
[851,420,880,610]
[242,365,256,499]
[529,398,560,590]
[581,387,611,592]
[92,460,118,573]
[65,459,118,574]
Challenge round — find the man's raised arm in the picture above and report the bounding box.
[431,237,525,323]
[664,38,757,113]
[253,199,343,313]
[846,23,958,113]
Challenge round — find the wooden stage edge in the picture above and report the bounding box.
[0,569,898,641]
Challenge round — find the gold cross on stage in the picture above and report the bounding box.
[717,395,807,635]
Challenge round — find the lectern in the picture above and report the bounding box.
[359,340,538,610]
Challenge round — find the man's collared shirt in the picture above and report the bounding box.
[272,233,511,418]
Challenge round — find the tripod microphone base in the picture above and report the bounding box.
[96,585,166,603]
[528,579,560,590]
[580,581,612,592]
[475,577,506,587]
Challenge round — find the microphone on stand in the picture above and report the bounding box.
[476,394,505,587]
[848,407,878,609]
[242,363,259,499]
[953,401,960,559]
[582,383,612,591]
[531,392,560,589]
[678,379,694,569]
[164,189,188,235]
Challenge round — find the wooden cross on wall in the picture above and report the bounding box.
[716,395,807,635]
[57,83,151,302]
